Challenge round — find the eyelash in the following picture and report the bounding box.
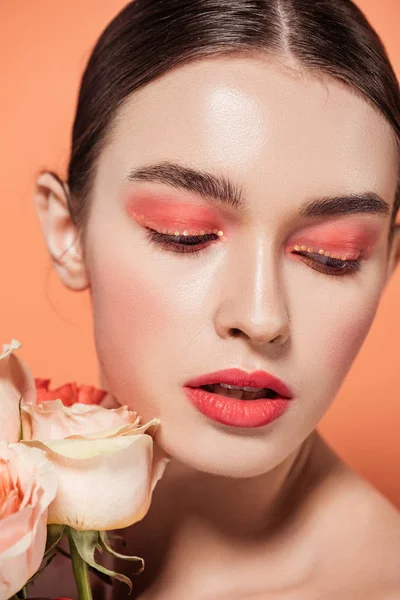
[144,228,219,258]
[293,251,362,276]
[143,228,363,276]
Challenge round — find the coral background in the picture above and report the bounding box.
[1,1,400,506]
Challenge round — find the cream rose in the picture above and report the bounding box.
[21,399,141,440]
[22,402,169,530]
[0,442,57,600]
[0,339,36,443]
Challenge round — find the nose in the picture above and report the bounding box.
[213,239,290,348]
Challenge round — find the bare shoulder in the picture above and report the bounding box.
[337,468,400,596]
[308,435,400,596]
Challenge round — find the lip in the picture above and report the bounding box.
[183,368,293,399]
[183,387,291,428]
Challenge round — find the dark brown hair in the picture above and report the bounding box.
[66,0,400,247]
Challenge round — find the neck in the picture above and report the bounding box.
[157,429,317,536]
[113,430,330,599]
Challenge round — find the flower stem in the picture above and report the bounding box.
[67,528,93,600]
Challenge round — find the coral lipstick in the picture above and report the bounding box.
[183,387,290,428]
[183,369,293,428]
[185,369,293,395]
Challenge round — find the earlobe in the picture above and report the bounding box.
[33,172,90,291]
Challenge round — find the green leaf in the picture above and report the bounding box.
[18,396,23,441]
[56,545,113,587]
[23,525,66,588]
[69,529,134,594]
[44,524,66,558]
[99,531,144,574]
[25,550,58,585]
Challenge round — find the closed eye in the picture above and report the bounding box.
[143,227,364,276]
[143,228,219,255]
[292,250,362,276]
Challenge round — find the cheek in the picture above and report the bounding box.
[329,301,378,357]
[88,250,173,415]
[297,281,382,396]
[86,232,209,421]
[286,277,383,440]
[91,263,165,345]
[322,302,377,385]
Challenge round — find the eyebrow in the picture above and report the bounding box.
[127,161,390,218]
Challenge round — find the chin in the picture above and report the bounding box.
[153,423,302,479]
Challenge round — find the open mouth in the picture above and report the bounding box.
[199,384,280,401]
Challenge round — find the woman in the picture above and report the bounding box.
[33,0,400,597]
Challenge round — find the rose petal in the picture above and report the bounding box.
[22,425,168,531]
[21,400,142,441]
[0,442,57,598]
[0,339,36,442]
[35,378,107,406]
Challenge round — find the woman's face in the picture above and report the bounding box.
[82,56,398,477]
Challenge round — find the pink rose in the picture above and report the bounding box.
[35,378,107,406]
[0,339,36,443]
[0,442,57,599]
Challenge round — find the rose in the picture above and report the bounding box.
[35,378,108,406]
[0,339,36,443]
[0,442,57,600]
[21,402,169,530]
[21,399,141,440]
[24,421,169,530]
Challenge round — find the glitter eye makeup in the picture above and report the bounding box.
[143,229,223,256]
[287,217,381,259]
[285,217,382,277]
[289,245,363,276]
[128,208,225,239]
[126,206,227,256]
[124,192,229,255]
[125,191,382,273]
[139,213,226,256]
[291,245,358,261]
[124,192,228,232]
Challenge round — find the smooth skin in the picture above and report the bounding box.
[34,54,400,598]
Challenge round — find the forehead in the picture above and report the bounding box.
[102,55,398,216]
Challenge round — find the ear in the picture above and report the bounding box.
[385,224,400,284]
[33,172,90,291]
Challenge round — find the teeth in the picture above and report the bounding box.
[219,383,264,392]
[203,383,276,401]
